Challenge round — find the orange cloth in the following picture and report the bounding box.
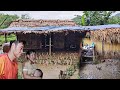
[0,54,18,79]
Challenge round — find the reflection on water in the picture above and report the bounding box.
[83,38,120,53]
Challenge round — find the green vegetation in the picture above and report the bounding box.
[66,64,78,77]
[0,13,32,45]
[18,72,22,79]
[108,16,120,24]
[77,75,80,79]
[0,34,16,45]
[93,59,101,64]
[0,13,32,29]
[0,14,19,29]
[21,14,31,19]
[0,35,5,45]
[72,11,119,26]
[0,13,18,45]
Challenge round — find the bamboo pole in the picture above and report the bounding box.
[15,33,18,41]
[93,47,95,62]
[102,32,105,58]
[49,33,51,56]
[48,33,52,64]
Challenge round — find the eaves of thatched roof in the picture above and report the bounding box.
[9,19,78,27]
[0,24,120,34]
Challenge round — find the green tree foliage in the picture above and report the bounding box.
[0,13,19,29]
[81,14,85,26]
[108,16,120,24]
[0,13,19,45]
[73,11,116,26]
[21,14,31,19]
[72,15,81,25]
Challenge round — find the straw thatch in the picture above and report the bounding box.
[90,28,120,44]
[9,19,78,27]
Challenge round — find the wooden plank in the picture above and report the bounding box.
[82,55,93,58]
[81,61,93,64]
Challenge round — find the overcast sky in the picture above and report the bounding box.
[0,11,83,20]
[0,11,119,20]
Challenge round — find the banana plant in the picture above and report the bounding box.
[81,14,85,26]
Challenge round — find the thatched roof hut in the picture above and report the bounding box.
[0,20,120,52]
[0,20,120,63]
[0,19,88,65]
[0,20,120,41]
[0,19,88,54]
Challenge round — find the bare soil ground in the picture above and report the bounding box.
[18,62,79,79]
[80,59,120,79]
[37,64,70,79]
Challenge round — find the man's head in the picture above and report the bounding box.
[9,40,26,58]
[2,42,10,53]
[26,50,36,63]
[34,69,43,78]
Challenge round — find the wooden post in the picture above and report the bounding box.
[4,33,7,43]
[49,33,51,56]
[79,38,83,65]
[30,33,31,49]
[102,40,104,56]
[48,32,52,64]
[102,33,105,58]
[93,47,95,62]
[15,33,17,41]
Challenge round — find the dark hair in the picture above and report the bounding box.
[36,69,43,78]
[10,40,26,48]
[3,45,10,53]
[26,50,36,55]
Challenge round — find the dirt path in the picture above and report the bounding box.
[80,59,120,79]
[18,62,73,79]
[37,64,71,79]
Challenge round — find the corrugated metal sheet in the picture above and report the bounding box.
[82,24,120,30]
[0,24,120,33]
[0,26,57,32]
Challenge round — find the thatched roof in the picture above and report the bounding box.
[90,28,120,44]
[0,26,88,34]
[0,21,120,44]
[9,19,78,27]
[0,24,120,35]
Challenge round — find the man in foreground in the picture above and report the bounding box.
[0,40,26,79]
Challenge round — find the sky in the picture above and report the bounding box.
[0,11,119,20]
[0,11,83,20]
